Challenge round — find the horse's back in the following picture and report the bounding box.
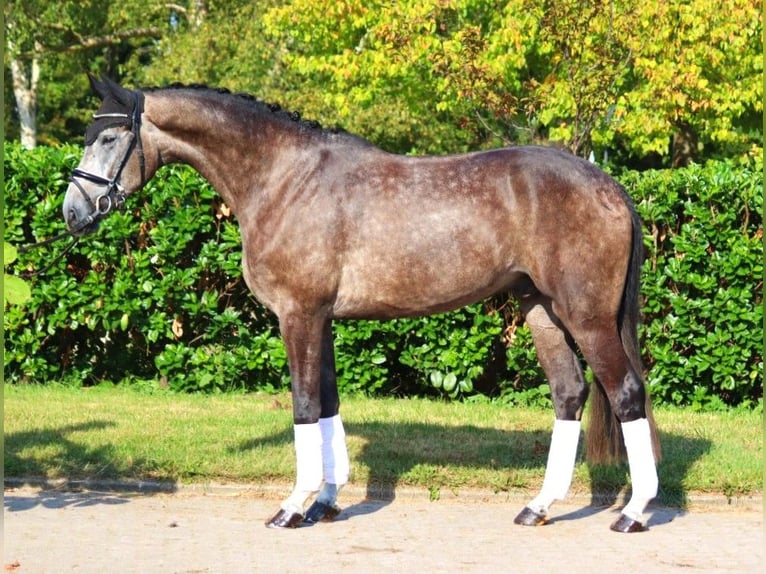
[329,145,634,319]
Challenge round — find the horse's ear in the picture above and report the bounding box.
[89,73,133,106]
[87,73,109,100]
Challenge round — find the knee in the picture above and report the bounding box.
[552,380,589,420]
[293,397,322,425]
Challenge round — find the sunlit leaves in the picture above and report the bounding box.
[8,0,760,163]
[3,242,32,305]
[252,0,761,161]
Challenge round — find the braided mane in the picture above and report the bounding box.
[145,82,346,135]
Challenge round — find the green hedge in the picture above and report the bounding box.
[622,163,763,409]
[3,143,762,409]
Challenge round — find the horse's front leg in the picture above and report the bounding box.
[265,313,349,529]
[304,320,350,524]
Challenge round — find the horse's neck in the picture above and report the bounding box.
[145,92,281,213]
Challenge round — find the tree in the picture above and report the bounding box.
[516,0,636,157]
[254,0,762,163]
[4,0,166,148]
[6,0,761,165]
[5,3,43,149]
[613,0,762,165]
[135,1,279,90]
[254,0,520,153]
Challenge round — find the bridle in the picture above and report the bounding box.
[17,90,146,277]
[68,89,147,231]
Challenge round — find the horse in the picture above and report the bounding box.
[63,75,660,533]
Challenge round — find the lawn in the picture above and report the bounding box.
[3,384,762,506]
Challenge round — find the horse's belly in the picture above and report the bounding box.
[332,252,523,319]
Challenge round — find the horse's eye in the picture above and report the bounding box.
[100,134,117,145]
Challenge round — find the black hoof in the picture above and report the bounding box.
[265,508,304,529]
[303,501,341,524]
[513,506,547,526]
[610,513,646,533]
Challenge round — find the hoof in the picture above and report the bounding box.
[265,508,304,529]
[513,506,548,526]
[303,501,341,524]
[610,513,646,533]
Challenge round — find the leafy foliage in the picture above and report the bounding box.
[4,0,170,145]
[5,0,762,166]
[254,0,761,162]
[627,160,763,409]
[3,243,32,305]
[3,142,762,411]
[4,143,286,391]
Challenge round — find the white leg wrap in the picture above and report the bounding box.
[315,415,350,505]
[528,419,581,515]
[283,422,323,513]
[319,414,350,486]
[621,418,658,522]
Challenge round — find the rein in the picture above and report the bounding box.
[17,235,81,278]
[16,90,146,279]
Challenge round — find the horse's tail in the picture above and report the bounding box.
[586,198,662,465]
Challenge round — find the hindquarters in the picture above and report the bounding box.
[516,160,659,465]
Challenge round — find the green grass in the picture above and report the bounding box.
[3,384,762,506]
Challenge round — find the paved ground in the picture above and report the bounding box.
[3,484,763,574]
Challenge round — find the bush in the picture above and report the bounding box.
[625,161,763,409]
[3,142,762,409]
[4,144,286,392]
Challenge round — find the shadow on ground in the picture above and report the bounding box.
[3,489,133,513]
[4,417,710,521]
[237,420,712,521]
[4,420,177,512]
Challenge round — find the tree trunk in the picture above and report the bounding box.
[9,44,40,150]
[191,0,208,28]
[671,122,698,168]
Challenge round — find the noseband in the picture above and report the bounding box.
[16,91,147,277]
[69,90,146,230]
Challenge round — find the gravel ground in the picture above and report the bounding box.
[3,484,763,574]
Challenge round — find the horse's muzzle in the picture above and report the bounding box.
[63,191,101,237]
[66,211,100,237]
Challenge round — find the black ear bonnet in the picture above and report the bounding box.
[84,76,145,146]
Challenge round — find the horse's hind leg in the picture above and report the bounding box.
[565,319,658,533]
[514,296,589,526]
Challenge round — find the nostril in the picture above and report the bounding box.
[67,208,78,226]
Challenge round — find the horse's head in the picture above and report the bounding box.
[63,74,149,235]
